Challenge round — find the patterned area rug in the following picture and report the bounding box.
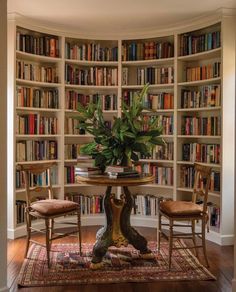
[18,241,216,287]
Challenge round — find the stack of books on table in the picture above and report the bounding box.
[75,155,101,177]
[105,165,140,179]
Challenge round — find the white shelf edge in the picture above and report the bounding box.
[65,58,118,66]
[65,84,119,90]
[16,160,61,165]
[139,159,174,163]
[16,134,61,138]
[122,84,174,89]
[16,50,62,62]
[122,57,174,66]
[177,135,221,139]
[16,107,61,112]
[178,77,221,86]
[177,47,221,61]
[177,161,221,168]
[16,78,61,87]
[177,187,220,198]
[177,106,221,112]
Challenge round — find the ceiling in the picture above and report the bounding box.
[8,0,236,35]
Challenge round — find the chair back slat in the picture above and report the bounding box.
[192,163,212,213]
[17,162,56,207]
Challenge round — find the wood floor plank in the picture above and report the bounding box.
[8,226,233,292]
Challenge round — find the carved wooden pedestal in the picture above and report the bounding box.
[76,174,155,269]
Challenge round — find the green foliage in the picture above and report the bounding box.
[77,84,165,171]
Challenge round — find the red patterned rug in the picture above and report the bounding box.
[18,241,216,287]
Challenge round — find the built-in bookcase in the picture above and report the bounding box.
[7,12,236,245]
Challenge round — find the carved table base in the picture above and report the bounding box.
[91,186,153,266]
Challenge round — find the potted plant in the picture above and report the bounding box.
[76,84,164,172]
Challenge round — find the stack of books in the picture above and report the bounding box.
[75,155,101,177]
[105,165,140,179]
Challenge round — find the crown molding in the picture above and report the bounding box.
[7,8,236,40]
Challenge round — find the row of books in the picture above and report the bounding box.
[16,114,58,135]
[139,142,174,161]
[65,91,117,110]
[132,194,163,216]
[182,143,220,164]
[181,116,221,136]
[65,193,104,215]
[15,167,58,189]
[179,165,220,192]
[181,85,221,109]
[15,199,27,224]
[16,31,60,57]
[16,140,58,162]
[179,31,221,56]
[208,203,220,229]
[17,86,59,109]
[185,62,221,82]
[65,42,118,61]
[64,166,75,183]
[64,144,82,160]
[135,164,174,186]
[16,61,59,83]
[122,90,173,110]
[137,66,174,85]
[142,115,173,135]
[65,65,118,86]
[122,41,174,61]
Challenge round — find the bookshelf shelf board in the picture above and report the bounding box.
[65,84,119,90]
[16,50,62,63]
[177,106,221,112]
[177,161,221,168]
[64,159,77,163]
[64,134,93,138]
[178,77,221,87]
[139,159,174,163]
[178,47,221,61]
[65,59,118,67]
[177,187,220,198]
[16,134,61,138]
[16,159,61,165]
[122,84,174,90]
[160,135,174,138]
[122,57,174,67]
[16,107,61,113]
[16,79,61,88]
[177,135,221,139]
[143,109,174,113]
[15,184,61,193]
[65,109,118,115]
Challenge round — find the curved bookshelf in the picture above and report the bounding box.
[7,12,236,246]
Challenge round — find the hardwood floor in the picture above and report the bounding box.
[7,226,233,292]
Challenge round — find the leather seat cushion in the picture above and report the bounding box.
[31,199,79,216]
[160,201,203,216]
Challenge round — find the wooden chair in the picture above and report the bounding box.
[158,163,212,270]
[18,162,82,268]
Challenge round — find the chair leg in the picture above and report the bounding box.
[158,213,162,251]
[191,219,198,258]
[49,219,54,250]
[168,219,173,271]
[202,218,209,267]
[24,210,31,258]
[77,208,82,255]
[45,219,51,268]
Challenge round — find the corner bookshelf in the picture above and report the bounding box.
[7,11,236,245]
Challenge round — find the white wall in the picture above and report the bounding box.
[0,0,8,291]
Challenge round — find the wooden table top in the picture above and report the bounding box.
[75,174,155,187]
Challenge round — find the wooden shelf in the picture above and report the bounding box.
[177,48,221,61]
[122,57,174,66]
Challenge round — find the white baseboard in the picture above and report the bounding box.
[8,216,233,246]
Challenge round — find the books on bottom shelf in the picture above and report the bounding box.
[65,192,104,215]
